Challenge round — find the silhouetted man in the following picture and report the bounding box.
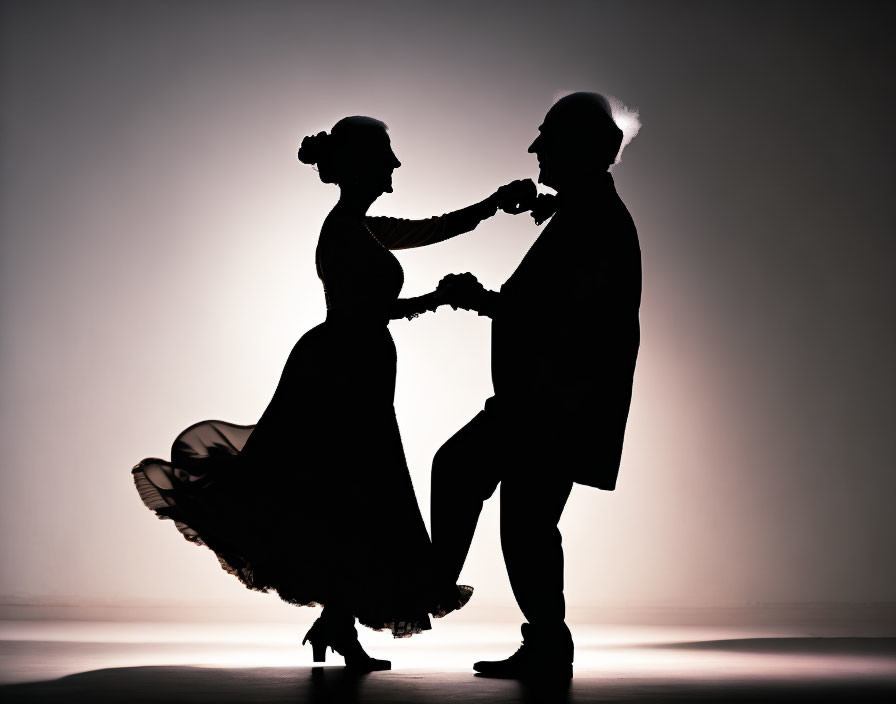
[432,92,641,679]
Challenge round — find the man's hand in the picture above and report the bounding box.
[436,273,487,311]
[495,179,538,215]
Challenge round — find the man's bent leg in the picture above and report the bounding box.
[431,409,502,583]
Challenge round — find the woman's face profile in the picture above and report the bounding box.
[363,129,401,195]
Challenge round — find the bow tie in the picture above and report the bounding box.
[530,194,559,226]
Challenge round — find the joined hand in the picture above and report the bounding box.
[436,273,486,312]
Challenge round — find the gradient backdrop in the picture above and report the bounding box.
[1,0,894,617]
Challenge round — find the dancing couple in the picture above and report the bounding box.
[132,92,641,679]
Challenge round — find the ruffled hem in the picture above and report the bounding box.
[133,458,268,594]
[133,455,472,638]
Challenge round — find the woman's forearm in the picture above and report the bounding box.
[367,193,500,250]
[439,195,500,240]
[389,291,442,320]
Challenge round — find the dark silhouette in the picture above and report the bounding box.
[432,92,642,679]
[131,116,528,671]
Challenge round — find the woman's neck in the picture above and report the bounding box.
[336,187,378,216]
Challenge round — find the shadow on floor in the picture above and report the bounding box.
[0,666,572,704]
[3,639,896,703]
[648,636,896,657]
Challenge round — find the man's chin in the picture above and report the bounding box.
[538,171,558,190]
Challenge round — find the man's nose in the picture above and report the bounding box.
[528,135,540,153]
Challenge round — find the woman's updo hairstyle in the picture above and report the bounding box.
[298,116,389,185]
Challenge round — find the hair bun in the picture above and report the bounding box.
[298,131,329,165]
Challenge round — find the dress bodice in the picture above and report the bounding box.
[316,212,404,325]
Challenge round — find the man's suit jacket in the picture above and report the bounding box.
[490,172,641,490]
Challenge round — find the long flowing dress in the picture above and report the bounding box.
[132,199,495,636]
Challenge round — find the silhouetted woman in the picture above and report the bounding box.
[132,116,516,671]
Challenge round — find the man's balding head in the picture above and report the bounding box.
[529,92,623,191]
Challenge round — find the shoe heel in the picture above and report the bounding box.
[303,624,328,663]
[311,641,326,662]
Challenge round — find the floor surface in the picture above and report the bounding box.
[1,620,894,703]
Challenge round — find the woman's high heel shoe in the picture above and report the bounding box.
[302,617,332,663]
[303,617,391,672]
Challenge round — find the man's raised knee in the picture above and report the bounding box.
[432,440,463,489]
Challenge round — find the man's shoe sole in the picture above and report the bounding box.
[472,664,573,680]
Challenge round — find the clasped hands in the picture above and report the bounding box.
[435,272,488,313]
[430,178,557,315]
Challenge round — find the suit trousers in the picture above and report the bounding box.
[431,397,574,639]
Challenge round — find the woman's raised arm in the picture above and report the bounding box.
[366,179,536,250]
[366,196,498,250]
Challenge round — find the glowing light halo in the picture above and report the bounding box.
[608,96,642,164]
